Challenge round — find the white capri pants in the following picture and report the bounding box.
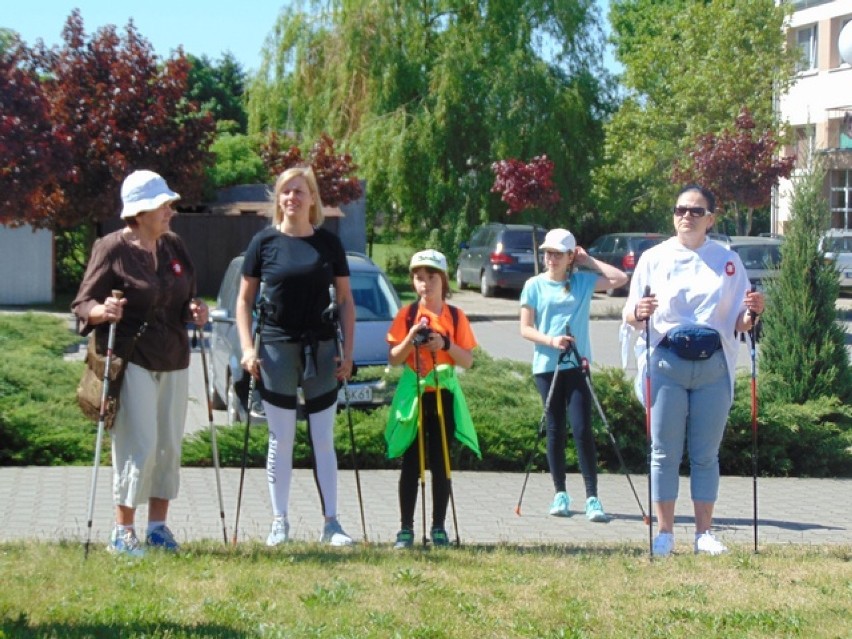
[111,362,189,508]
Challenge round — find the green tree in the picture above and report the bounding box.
[186,52,248,134]
[247,0,613,257]
[206,133,268,189]
[759,154,851,404]
[596,0,797,229]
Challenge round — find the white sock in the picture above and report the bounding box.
[147,520,166,533]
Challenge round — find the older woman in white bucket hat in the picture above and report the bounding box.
[72,169,208,556]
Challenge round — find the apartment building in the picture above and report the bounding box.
[776,0,852,233]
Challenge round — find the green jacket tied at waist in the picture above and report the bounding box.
[384,364,480,459]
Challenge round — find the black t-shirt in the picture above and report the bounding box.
[242,226,350,341]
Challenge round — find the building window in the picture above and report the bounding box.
[842,113,852,150]
[794,127,815,166]
[796,24,818,72]
[830,170,852,230]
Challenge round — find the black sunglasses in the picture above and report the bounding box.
[673,205,709,218]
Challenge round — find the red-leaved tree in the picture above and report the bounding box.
[490,154,561,216]
[0,39,71,227]
[491,154,561,273]
[19,10,215,230]
[672,107,795,235]
[261,132,363,207]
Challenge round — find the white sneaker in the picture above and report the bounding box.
[266,517,289,546]
[694,531,728,555]
[652,532,675,557]
[320,518,353,546]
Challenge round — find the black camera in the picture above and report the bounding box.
[412,326,431,346]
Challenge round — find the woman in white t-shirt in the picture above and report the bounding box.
[623,185,764,557]
[520,228,628,522]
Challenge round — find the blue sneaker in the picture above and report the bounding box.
[146,525,180,552]
[585,496,609,522]
[549,491,571,517]
[430,527,450,547]
[107,528,145,557]
[394,528,414,550]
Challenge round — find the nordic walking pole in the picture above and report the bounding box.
[564,336,648,524]
[431,352,460,546]
[232,296,267,546]
[195,326,228,544]
[747,283,759,554]
[84,289,123,560]
[325,284,368,543]
[413,335,428,546]
[642,285,654,558]
[515,322,569,516]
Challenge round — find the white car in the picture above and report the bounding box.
[819,229,852,295]
[208,252,401,425]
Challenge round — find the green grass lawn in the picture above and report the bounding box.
[1,542,849,638]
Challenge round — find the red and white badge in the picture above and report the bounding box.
[725,261,735,276]
[170,259,184,276]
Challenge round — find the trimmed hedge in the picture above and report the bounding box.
[2,313,850,477]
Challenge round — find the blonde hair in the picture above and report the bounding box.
[271,166,324,227]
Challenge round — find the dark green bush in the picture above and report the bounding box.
[0,314,95,465]
[3,313,850,477]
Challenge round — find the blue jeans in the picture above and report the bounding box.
[649,348,730,503]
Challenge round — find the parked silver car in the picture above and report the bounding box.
[819,229,852,294]
[726,236,784,292]
[208,252,401,425]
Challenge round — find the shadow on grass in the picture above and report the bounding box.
[1,617,242,638]
[180,539,650,563]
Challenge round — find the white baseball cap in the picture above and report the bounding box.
[120,170,180,219]
[409,249,448,273]
[539,228,576,253]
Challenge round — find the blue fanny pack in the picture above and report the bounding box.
[660,326,721,360]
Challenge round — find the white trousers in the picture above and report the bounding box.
[111,363,188,508]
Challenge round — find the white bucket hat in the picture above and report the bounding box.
[409,249,448,273]
[539,228,576,253]
[120,170,180,219]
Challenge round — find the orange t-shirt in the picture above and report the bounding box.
[387,303,477,376]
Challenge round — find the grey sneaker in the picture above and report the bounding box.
[320,518,353,546]
[108,528,145,557]
[266,517,290,547]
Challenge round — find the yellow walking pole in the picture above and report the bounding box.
[432,354,460,547]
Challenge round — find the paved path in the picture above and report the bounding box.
[2,293,849,551]
[1,467,849,549]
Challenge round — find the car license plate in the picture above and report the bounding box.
[516,254,533,264]
[338,386,372,404]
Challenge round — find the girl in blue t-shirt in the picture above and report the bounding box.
[519,228,628,522]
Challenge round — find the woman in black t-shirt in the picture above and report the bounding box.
[236,166,356,547]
